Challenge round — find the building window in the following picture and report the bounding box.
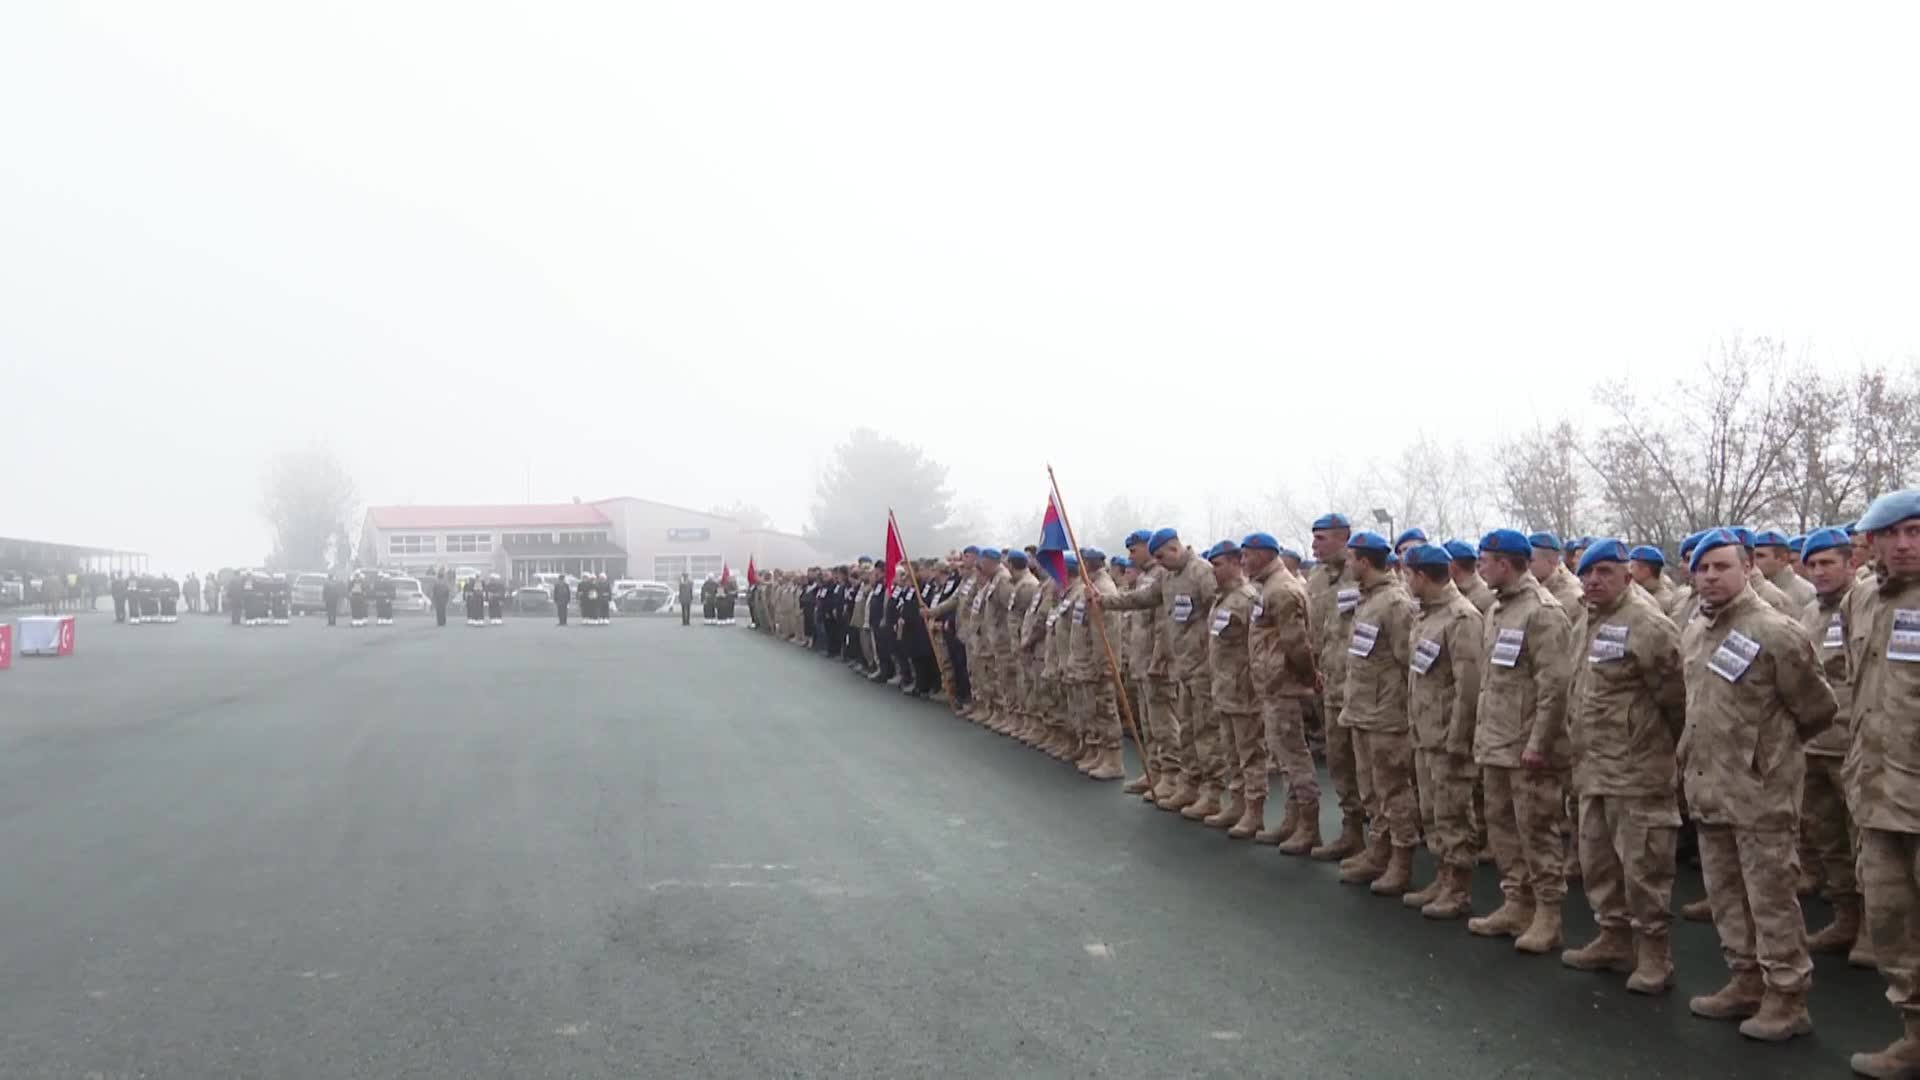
[560,531,608,546]
[390,535,435,556]
[654,554,723,582]
[446,534,492,554]
[503,532,552,547]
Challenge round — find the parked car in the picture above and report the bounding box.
[614,581,675,615]
[291,572,331,615]
[388,576,430,614]
[512,585,555,615]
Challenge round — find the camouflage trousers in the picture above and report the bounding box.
[974,650,1001,714]
[1859,827,1920,1019]
[1263,696,1320,807]
[1355,729,1419,848]
[1138,678,1184,785]
[1802,752,1858,899]
[1324,703,1368,822]
[1068,678,1121,751]
[1415,747,1477,869]
[1698,824,1812,993]
[997,648,1023,718]
[1223,709,1268,801]
[1174,674,1226,790]
[1577,793,1679,938]
[1483,765,1566,905]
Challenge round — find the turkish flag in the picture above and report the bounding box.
[746,556,757,585]
[56,616,75,656]
[0,623,12,670]
[884,516,907,590]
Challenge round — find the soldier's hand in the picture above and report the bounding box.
[1520,748,1548,772]
[1311,671,1325,694]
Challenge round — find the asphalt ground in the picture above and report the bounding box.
[0,609,1898,1078]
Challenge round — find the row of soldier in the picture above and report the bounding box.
[752,490,1920,1075]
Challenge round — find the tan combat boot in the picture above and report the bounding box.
[1807,894,1861,954]
[1161,780,1200,812]
[1402,857,1444,909]
[1738,989,1812,1042]
[1123,773,1153,795]
[1420,866,1474,920]
[1688,970,1765,1021]
[1148,774,1179,806]
[1280,807,1322,856]
[1370,845,1415,896]
[1849,1017,1920,1078]
[1560,925,1634,972]
[1074,741,1100,773]
[1625,933,1674,995]
[1228,797,1266,840]
[1255,801,1300,846]
[1181,787,1222,821]
[1468,896,1534,938]
[1680,897,1713,922]
[1088,747,1125,781]
[1850,933,1878,969]
[1339,833,1391,885]
[1205,791,1245,829]
[1514,903,1563,954]
[1310,816,1365,861]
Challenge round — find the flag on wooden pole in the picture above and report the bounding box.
[884,513,908,590]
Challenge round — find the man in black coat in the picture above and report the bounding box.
[552,576,571,627]
[678,574,693,626]
[431,572,452,627]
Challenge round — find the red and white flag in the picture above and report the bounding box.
[884,513,908,589]
[0,623,12,670]
[746,556,757,585]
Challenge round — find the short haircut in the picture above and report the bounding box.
[1415,563,1450,585]
[1497,553,1530,575]
[1354,549,1389,572]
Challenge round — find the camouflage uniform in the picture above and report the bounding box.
[1128,563,1182,795]
[1250,558,1320,813]
[1456,570,1496,614]
[1845,569,1920,1025]
[1798,582,1856,908]
[1680,584,1837,997]
[1308,555,1368,841]
[1473,577,1574,914]
[1207,577,1262,804]
[1067,566,1123,770]
[1343,573,1421,851]
[977,564,1014,719]
[1102,549,1221,807]
[1569,585,1686,945]
[1409,581,1484,871]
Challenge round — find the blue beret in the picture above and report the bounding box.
[962,545,979,555]
[1801,527,1850,561]
[1443,539,1478,562]
[1787,534,1806,553]
[1278,546,1302,561]
[1311,513,1351,531]
[1628,545,1666,566]
[1006,551,1028,567]
[1064,553,1080,571]
[1347,530,1391,553]
[1480,529,1532,557]
[1679,530,1706,557]
[1859,488,1920,533]
[1241,531,1280,553]
[1576,538,1629,575]
[1568,535,1593,551]
[1753,529,1791,549]
[1387,552,1400,566]
[1689,528,1742,572]
[1204,540,1241,562]
[1528,531,1563,552]
[977,547,1002,560]
[1148,528,1180,554]
[1124,529,1153,549]
[1111,555,1132,570]
[1843,520,1859,536]
[1394,527,1428,548]
[1079,547,1106,563]
[1406,544,1451,568]
[1731,526,1755,548]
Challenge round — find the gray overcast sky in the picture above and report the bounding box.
[5,3,1918,570]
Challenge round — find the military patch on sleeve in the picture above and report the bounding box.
[1171,595,1194,623]
[1491,627,1524,668]
[1890,609,1920,662]
[1210,607,1233,637]
[1336,587,1360,614]
[1349,621,1379,658]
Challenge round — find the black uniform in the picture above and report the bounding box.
[373,576,396,624]
[270,576,290,624]
[463,579,484,624]
[580,577,599,625]
[228,575,245,625]
[431,576,451,626]
[323,579,340,626]
[484,577,506,623]
[111,575,128,623]
[349,578,369,625]
[719,578,738,624]
[870,582,897,682]
[679,577,693,626]
[553,579,571,625]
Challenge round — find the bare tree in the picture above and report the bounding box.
[709,501,775,531]
[1497,420,1587,537]
[261,447,357,570]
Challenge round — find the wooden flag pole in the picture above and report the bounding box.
[890,510,958,703]
[1045,465,1154,787]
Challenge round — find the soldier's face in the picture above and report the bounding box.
[1694,546,1749,608]
[1876,520,1920,576]
[1127,542,1150,567]
[1154,541,1184,571]
[1752,546,1790,577]
[1805,550,1851,595]
[1852,536,1872,569]
[1563,549,1581,573]
[1529,550,1559,582]
[1628,561,1659,587]
[1578,561,1628,608]
[1243,548,1275,576]
[1481,555,1518,589]
[1209,556,1237,587]
[1310,530,1345,562]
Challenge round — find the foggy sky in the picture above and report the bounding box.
[5,3,1918,572]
